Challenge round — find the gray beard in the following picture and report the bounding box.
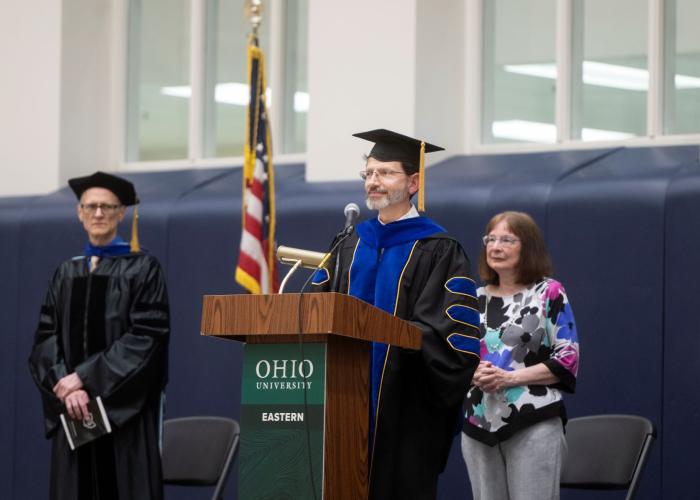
[365,189,407,211]
[365,196,389,210]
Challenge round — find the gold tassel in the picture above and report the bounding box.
[130,205,140,253]
[418,141,426,212]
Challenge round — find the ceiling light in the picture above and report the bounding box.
[492,119,634,143]
[161,84,309,113]
[504,61,700,91]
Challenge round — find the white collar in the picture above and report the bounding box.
[378,204,419,225]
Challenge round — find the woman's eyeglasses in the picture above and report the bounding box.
[482,235,520,247]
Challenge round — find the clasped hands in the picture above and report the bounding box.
[471,361,515,393]
[53,373,89,420]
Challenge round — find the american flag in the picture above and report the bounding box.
[235,36,278,294]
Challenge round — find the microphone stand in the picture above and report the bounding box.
[279,259,302,294]
[276,245,328,294]
[330,226,352,292]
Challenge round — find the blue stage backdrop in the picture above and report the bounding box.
[2,144,699,499]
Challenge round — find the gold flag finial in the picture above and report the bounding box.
[245,0,264,36]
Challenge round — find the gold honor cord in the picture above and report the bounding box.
[418,141,426,212]
[130,205,140,252]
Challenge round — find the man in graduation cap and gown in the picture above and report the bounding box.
[29,172,169,500]
[311,130,481,499]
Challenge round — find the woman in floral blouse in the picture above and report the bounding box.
[461,211,579,500]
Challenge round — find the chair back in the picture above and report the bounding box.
[162,416,240,500]
[561,414,655,499]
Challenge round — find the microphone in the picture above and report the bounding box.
[276,204,360,293]
[343,203,360,231]
[330,203,360,291]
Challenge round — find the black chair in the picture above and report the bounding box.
[162,416,240,500]
[561,414,656,499]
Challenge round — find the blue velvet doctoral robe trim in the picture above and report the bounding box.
[348,217,446,448]
[84,236,132,258]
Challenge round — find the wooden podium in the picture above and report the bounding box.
[201,292,421,500]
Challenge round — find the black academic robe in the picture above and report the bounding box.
[28,252,169,500]
[312,219,480,500]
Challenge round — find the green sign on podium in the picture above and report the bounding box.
[240,343,325,499]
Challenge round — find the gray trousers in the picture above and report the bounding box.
[461,417,567,500]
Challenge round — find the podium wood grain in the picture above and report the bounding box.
[200,292,421,349]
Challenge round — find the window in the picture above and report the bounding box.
[665,0,700,135]
[574,0,647,141]
[125,0,307,163]
[281,0,308,154]
[476,0,700,150]
[206,0,271,157]
[482,0,557,144]
[126,0,191,161]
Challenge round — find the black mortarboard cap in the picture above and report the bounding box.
[352,128,443,174]
[68,171,141,252]
[68,171,138,206]
[353,128,444,211]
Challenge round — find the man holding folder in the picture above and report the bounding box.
[29,172,170,500]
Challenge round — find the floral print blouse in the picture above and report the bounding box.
[463,278,579,445]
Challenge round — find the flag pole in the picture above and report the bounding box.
[236,0,278,294]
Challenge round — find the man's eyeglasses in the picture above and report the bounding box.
[359,168,406,181]
[482,235,520,247]
[80,203,122,216]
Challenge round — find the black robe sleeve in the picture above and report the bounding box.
[73,258,170,427]
[408,239,481,409]
[28,269,70,436]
